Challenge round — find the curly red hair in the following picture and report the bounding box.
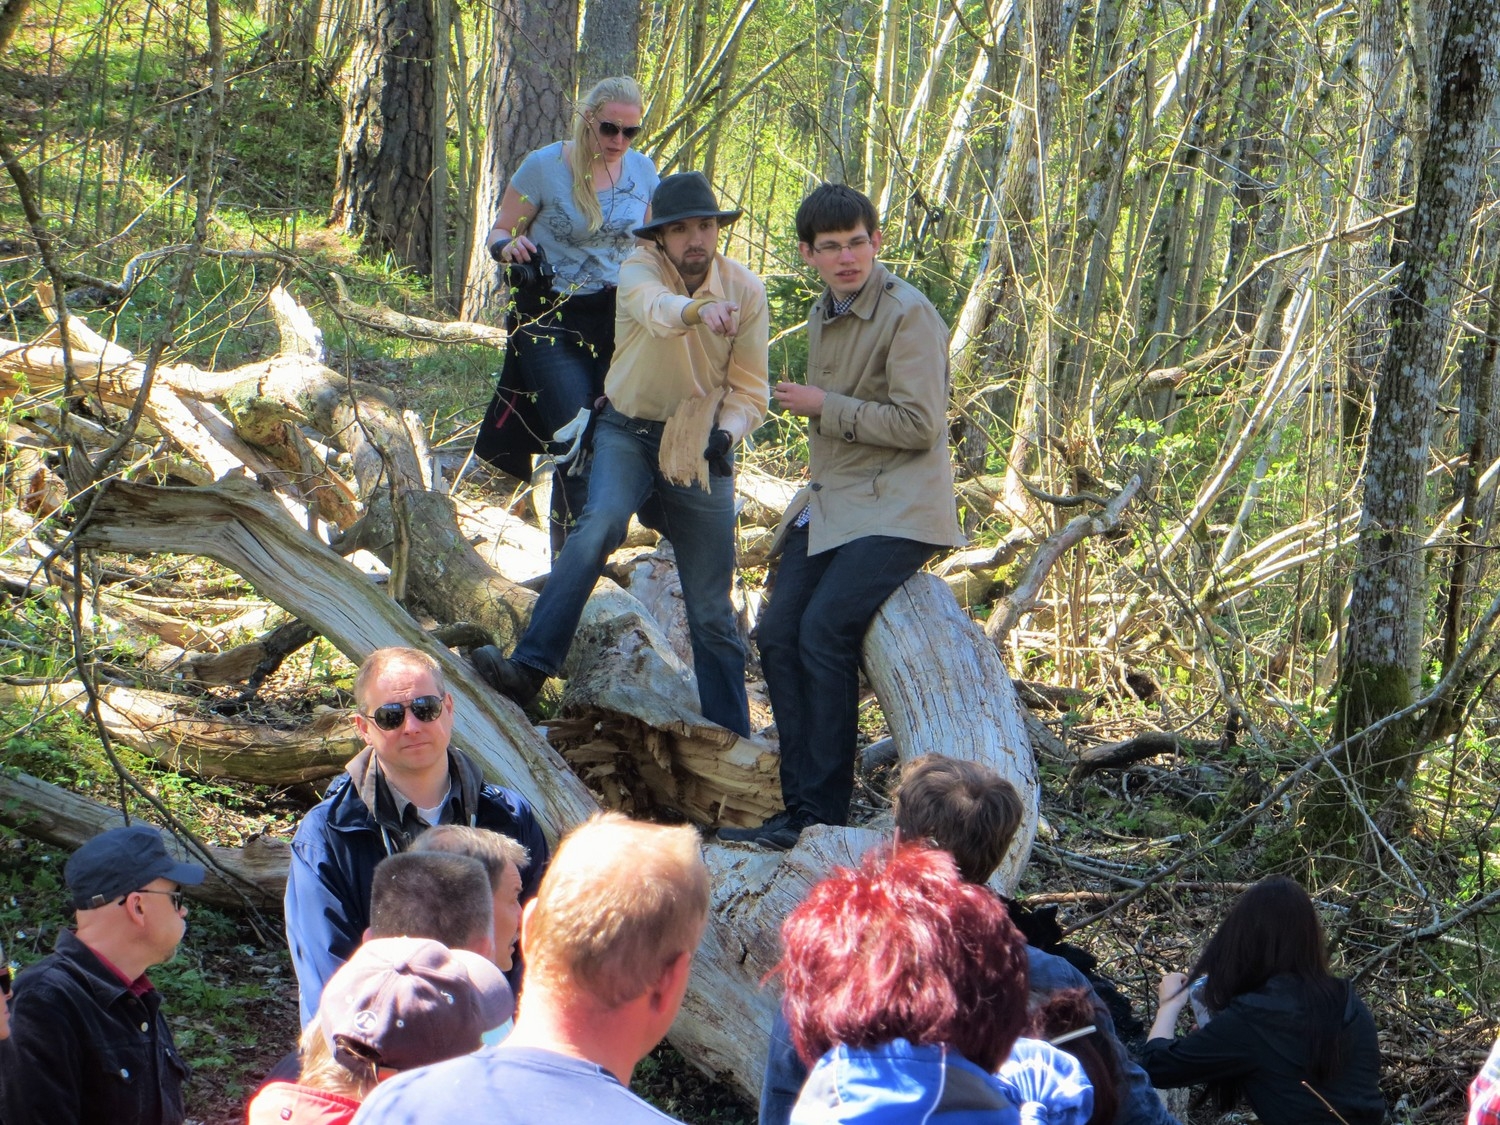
[775,844,1030,1072]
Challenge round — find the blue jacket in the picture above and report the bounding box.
[762,947,1178,1125]
[792,1040,1022,1125]
[285,746,549,1026]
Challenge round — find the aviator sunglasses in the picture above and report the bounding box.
[365,694,446,731]
[595,119,642,140]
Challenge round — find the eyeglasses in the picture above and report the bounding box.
[123,888,186,911]
[595,119,642,140]
[810,235,874,257]
[365,694,446,731]
[0,964,14,996]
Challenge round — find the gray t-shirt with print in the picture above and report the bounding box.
[509,141,658,295]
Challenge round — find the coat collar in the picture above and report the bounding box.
[818,261,892,323]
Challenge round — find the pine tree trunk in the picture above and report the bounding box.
[458,0,576,319]
[330,0,437,273]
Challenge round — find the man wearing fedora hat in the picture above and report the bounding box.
[472,171,768,735]
[0,824,206,1125]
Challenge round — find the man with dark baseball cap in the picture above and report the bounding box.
[0,824,205,1125]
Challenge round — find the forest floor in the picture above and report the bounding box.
[0,685,1488,1125]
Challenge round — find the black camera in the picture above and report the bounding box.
[505,245,556,292]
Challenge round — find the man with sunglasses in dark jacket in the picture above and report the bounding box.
[284,646,549,1028]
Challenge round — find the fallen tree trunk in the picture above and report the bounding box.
[0,769,289,909]
[73,475,600,840]
[0,681,358,784]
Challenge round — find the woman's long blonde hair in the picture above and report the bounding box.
[567,76,643,234]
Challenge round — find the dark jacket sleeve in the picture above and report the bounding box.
[285,810,369,1029]
[759,1004,807,1125]
[1141,1006,1258,1089]
[479,786,551,901]
[0,975,85,1124]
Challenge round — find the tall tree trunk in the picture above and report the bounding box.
[578,0,641,90]
[1333,0,1500,808]
[458,0,577,319]
[330,0,437,273]
[1341,0,1401,434]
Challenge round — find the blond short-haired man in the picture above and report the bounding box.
[285,647,549,1026]
[351,813,710,1125]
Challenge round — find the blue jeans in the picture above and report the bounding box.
[512,407,751,735]
[511,291,615,551]
[757,526,936,825]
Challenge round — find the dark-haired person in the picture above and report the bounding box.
[1143,876,1385,1124]
[285,647,549,1027]
[0,825,205,1125]
[475,76,658,551]
[472,172,769,736]
[721,183,965,851]
[1024,989,1122,1125]
[368,851,497,957]
[777,845,1035,1122]
[758,755,1177,1125]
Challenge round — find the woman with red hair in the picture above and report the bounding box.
[776,844,1042,1123]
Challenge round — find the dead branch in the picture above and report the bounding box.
[986,476,1142,646]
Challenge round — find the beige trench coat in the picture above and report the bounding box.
[773,261,967,556]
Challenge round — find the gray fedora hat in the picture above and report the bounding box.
[634,172,742,238]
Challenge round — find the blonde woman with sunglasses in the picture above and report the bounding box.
[475,77,658,553]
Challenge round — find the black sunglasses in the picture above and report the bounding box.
[0,965,12,996]
[596,119,642,140]
[122,888,185,911]
[366,694,446,731]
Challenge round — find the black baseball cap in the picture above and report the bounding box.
[65,825,206,910]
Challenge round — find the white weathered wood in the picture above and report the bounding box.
[866,572,1039,893]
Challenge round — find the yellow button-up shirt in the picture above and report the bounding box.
[603,245,770,443]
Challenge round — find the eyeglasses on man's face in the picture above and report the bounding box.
[123,887,186,912]
[365,694,446,731]
[811,235,874,257]
[595,119,642,140]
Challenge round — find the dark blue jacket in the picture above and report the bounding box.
[0,929,190,1125]
[285,746,549,1027]
[760,946,1179,1125]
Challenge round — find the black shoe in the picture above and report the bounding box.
[759,811,818,851]
[717,810,792,845]
[717,810,816,850]
[470,646,546,706]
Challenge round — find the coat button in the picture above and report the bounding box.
[844,431,854,440]
[120,1068,130,1078]
[811,483,822,491]
[140,1022,149,1031]
[885,281,894,289]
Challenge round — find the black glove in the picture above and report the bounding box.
[704,428,734,477]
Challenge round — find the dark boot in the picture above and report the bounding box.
[470,646,547,706]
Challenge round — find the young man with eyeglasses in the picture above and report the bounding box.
[284,646,549,1028]
[0,824,205,1124]
[720,184,966,851]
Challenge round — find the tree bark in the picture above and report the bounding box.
[330,0,438,273]
[1334,0,1500,804]
[577,0,640,89]
[458,0,576,319]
